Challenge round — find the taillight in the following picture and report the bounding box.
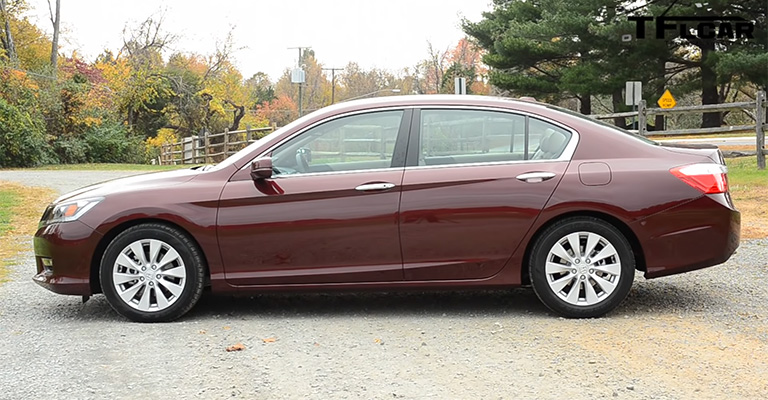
[670,163,728,194]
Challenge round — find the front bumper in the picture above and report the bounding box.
[632,194,740,279]
[33,220,103,296]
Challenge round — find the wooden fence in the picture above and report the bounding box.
[159,126,275,165]
[590,90,767,169]
[160,92,766,169]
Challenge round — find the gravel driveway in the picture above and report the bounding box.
[1,170,766,399]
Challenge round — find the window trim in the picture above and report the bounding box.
[406,106,579,169]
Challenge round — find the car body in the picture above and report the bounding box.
[33,95,740,321]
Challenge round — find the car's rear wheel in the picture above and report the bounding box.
[529,217,634,318]
[99,223,204,322]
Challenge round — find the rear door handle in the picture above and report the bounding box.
[355,182,396,191]
[515,172,556,183]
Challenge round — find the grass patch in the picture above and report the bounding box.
[0,188,18,236]
[726,156,768,239]
[13,163,197,171]
[655,131,756,140]
[0,181,57,282]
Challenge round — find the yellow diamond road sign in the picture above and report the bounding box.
[658,89,676,109]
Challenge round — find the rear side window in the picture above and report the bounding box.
[418,109,571,166]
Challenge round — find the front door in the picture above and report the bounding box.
[218,110,410,286]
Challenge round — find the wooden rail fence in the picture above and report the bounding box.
[160,91,767,170]
[159,126,275,165]
[590,90,767,169]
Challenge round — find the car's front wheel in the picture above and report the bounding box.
[529,217,635,318]
[99,223,205,322]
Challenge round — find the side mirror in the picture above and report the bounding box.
[250,157,273,180]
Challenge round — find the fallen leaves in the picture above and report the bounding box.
[226,343,246,352]
[262,337,277,343]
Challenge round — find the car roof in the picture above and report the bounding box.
[330,94,539,110]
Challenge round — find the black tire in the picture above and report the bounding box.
[99,223,205,322]
[529,217,634,318]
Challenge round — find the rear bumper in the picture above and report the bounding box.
[33,220,102,296]
[632,194,740,279]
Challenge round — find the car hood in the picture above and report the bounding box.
[53,168,202,204]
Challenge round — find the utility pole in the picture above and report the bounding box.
[323,67,344,104]
[288,46,311,116]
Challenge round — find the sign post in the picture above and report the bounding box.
[455,77,467,95]
[625,81,642,129]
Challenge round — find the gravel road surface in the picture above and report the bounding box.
[1,170,766,399]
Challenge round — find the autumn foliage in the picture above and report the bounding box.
[0,3,488,166]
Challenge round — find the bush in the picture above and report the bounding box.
[51,136,89,164]
[83,122,146,164]
[0,98,52,167]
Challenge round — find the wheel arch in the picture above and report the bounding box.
[89,218,210,294]
[520,210,646,285]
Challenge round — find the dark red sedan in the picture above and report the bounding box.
[33,95,740,322]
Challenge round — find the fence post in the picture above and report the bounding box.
[204,129,211,164]
[246,124,252,143]
[637,100,647,136]
[160,144,165,165]
[757,90,766,170]
[191,135,198,164]
[223,128,230,157]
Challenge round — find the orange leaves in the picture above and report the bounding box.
[262,337,277,343]
[225,343,246,352]
[256,95,299,127]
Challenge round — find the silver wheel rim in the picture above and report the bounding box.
[545,231,621,307]
[112,238,186,312]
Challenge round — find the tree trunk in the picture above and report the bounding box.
[611,90,626,128]
[699,40,722,128]
[0,0,17,63]
[224,100,245,131]
[49,0,60,71]
[579,94,591,115]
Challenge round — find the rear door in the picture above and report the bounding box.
[398,108,575,281]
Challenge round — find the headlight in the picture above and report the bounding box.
[39,197,103,227]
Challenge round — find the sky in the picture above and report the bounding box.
[24,0,492,81]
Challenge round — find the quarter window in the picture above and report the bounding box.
[419,109,571,166]
[271,110,403,175]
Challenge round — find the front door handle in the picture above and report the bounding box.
[515,172,556,183]
[355,182,396,192]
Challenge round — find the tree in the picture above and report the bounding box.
[465,0,766,126]
[244,72,275,107]
[0,0,18,63]
[47,0,59,71]
[654,0,766,127]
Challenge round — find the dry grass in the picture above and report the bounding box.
[726,156,768,239]
[0,181,57,282]
[719,145,757,152]
[730,185,768,239]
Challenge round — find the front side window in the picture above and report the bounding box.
[419,109,571,166]
[271,110,403,175]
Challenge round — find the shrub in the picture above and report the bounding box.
[0,98,51,167]
[83,121,145,164]
[51,136,89,164]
